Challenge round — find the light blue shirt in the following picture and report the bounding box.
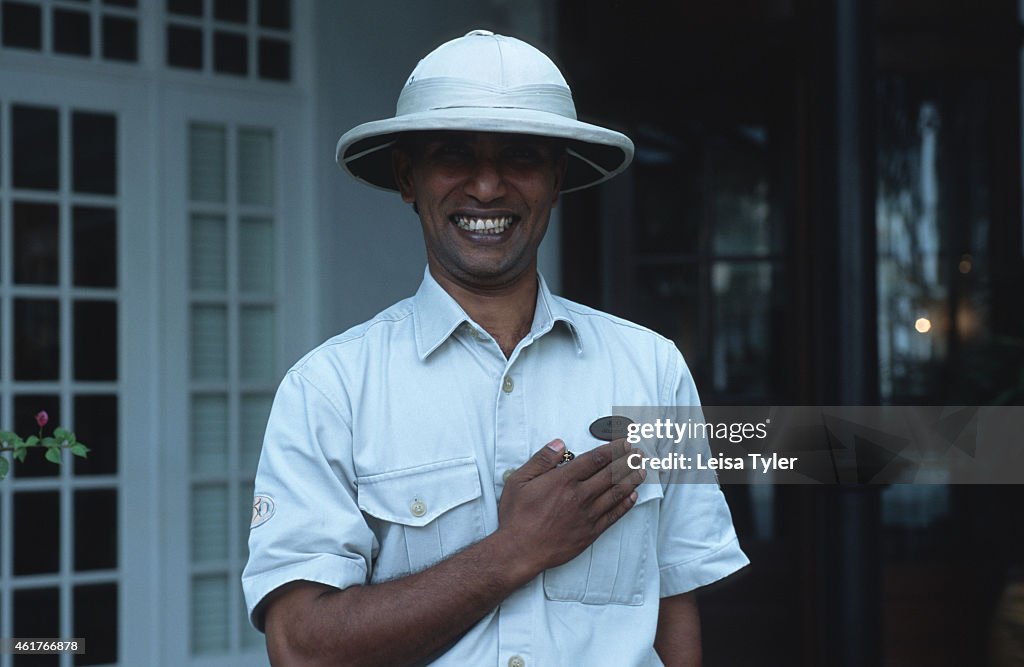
[243,268,748,666]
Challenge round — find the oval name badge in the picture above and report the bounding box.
[589,416,634,441]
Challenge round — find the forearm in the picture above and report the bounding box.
[654,592,702,667]
[267,529,537,667]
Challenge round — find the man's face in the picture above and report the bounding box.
[393,131,566,291]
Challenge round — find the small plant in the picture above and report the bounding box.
[0,411,90,481]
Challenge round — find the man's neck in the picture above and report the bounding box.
[429,266,538,359]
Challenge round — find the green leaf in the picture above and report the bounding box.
[0,456,9,480]
[44,448,62,464]
[70,444,90,458]
[41,437,58,448]
[13,448,26,463]
[24,435,39,447]
[53,427,71,440]
[0,430,21,448]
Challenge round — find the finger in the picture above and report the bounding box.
[565,438,631,482]
[589,465,646,517]
[578,448,645,503]
[597,489,639,533]
[607,448,647,485]
[512,439,566,482]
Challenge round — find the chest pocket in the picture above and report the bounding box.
[543,479,664,605]
[357,457,485,581]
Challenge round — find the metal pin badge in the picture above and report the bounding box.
[589,416,634,441]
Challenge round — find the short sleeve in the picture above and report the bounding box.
[241,369,374,631]
[655,348,750,597]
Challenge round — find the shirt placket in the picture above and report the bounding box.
[494,345,535,667]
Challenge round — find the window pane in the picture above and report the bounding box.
[73,584,118,666]
[711,261,775,396]
[634,263,701,361]
[73,394,118,476]
[12,395,60,478]
[240,393,271,472]
[258,37,290,81]
[74,489,117,570]
[213,0,247,23]
[239,306,274,381]
[710,141,775,255]
[876,75,997,403]
[191,394,227,474]
[191,484,228,561]
[53,8,91,57]
[190,214,227,290]
[12,105,58,190]
[191,574,229,654]
[189,124,226,203]
[14,299,59,381]
[258,0,289,29]
[191,305,227,380]
[167,24,203,70]
[213,30,247,76]
[73,206,118,287]
[73,300,118,381]
[237,129,273,206]
[239,217,273,292]
[633,155,701,255]
[14,492,60,574]
[13,202,59,285]
[167,0,202,16]
[2,1,42,50]
[13,588,59,656]
[101,15,137,62]
[73,111,117,195]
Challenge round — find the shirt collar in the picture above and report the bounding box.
[413,267,583,360]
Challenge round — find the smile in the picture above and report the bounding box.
[450,214,517,235]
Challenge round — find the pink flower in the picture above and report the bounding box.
[35,411,48,428]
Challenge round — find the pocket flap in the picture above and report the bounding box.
[357,457,482,527]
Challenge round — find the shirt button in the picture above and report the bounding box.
[502,468,515,483]
[502,376,514,393]
[508,656,525,667]
[410,499,427,517]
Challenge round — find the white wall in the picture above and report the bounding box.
[312,0,561,341]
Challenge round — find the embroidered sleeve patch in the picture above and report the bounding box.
[250,495,276,529]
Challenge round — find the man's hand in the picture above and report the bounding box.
[497,438,647,574]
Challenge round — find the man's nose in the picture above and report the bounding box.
[464,160,507,202]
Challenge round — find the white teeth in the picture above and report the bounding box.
[452,215,514,234]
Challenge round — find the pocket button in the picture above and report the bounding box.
[508,656,525,667]
[410,499,427,517]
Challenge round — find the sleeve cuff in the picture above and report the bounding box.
[659,536,750,598]
[242,553,368,631]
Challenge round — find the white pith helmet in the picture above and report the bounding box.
[335,29,634,194]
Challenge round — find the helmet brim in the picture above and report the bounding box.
[335,107,634,194]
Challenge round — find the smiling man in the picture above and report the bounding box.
[242,30,748,667]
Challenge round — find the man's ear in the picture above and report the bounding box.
[392,148,416,204]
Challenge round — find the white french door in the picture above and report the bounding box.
[158,87,313,667]
[0,68,157,667]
